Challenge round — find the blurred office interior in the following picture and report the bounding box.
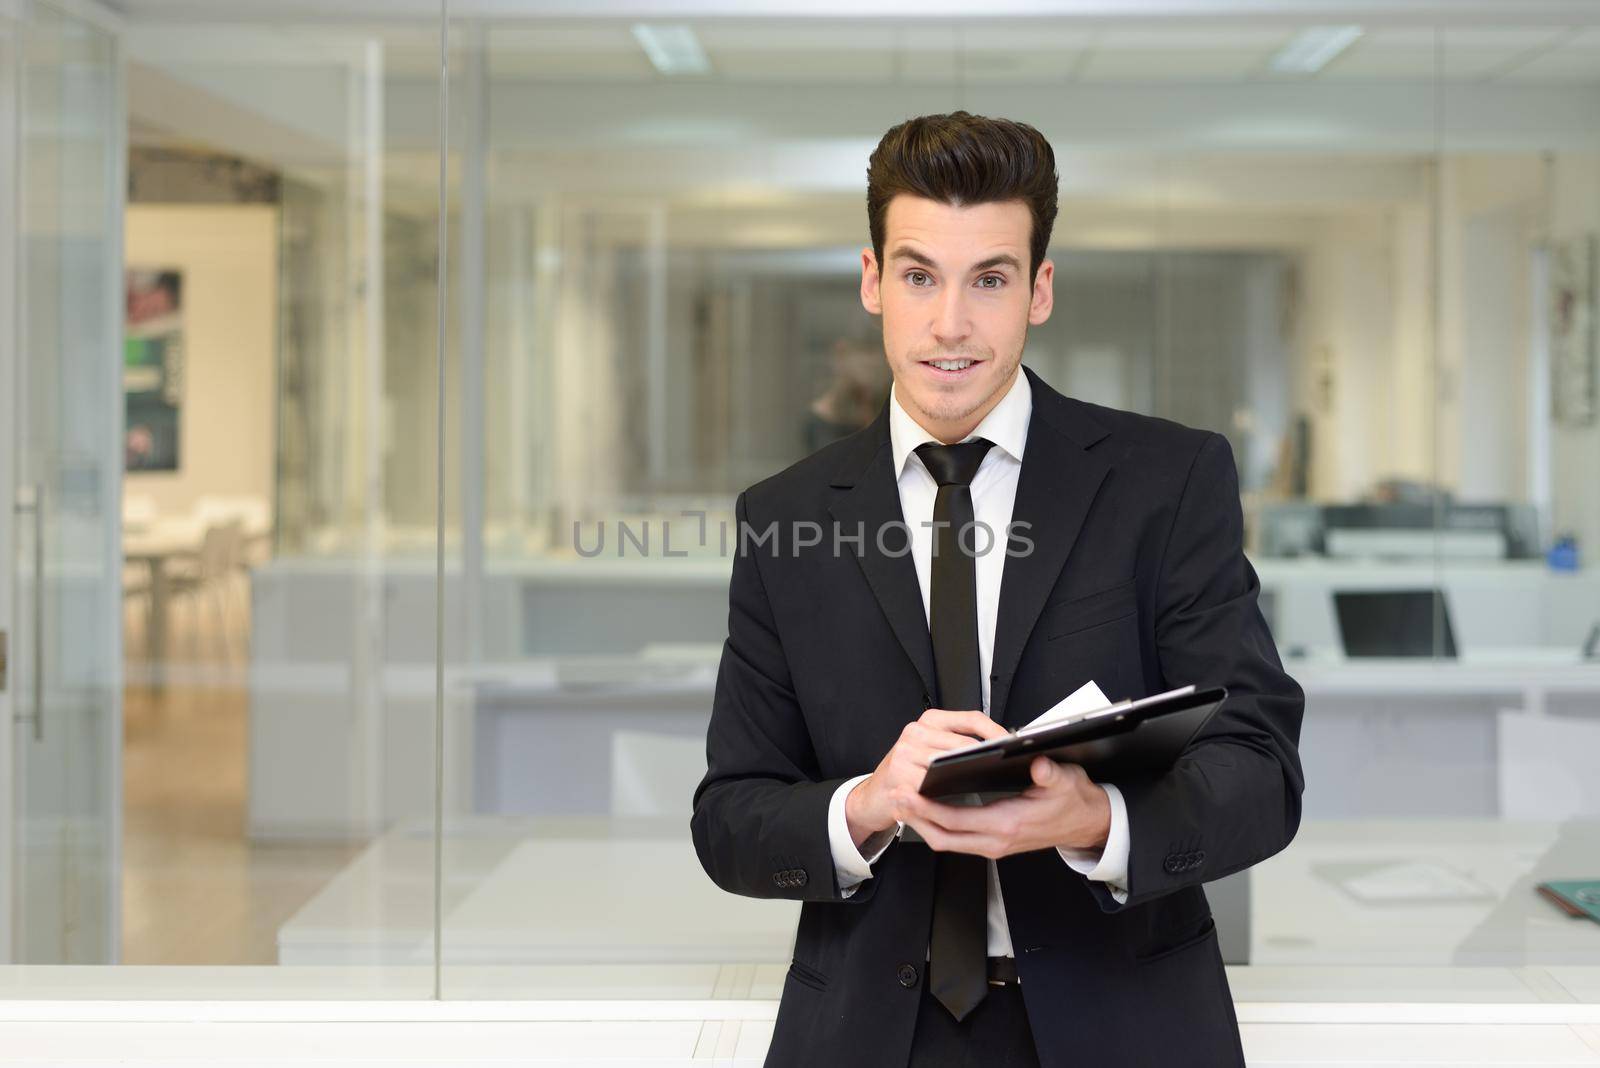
[1,0,1599,1027]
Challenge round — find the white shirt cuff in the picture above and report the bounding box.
[1056,783,1130,905]
[828,773,900,897]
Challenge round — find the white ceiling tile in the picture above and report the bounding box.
[1093,28,1292,50]
[707,48,898,82]
[959,23,1097,52]
[1553,26,1600,50]
[1078,49,1268,82]
[1497,49,1600,83]
[693,22,901,52]
[1443,26,1572,50]
[960,49,1080,83]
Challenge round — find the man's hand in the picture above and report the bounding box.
[845,709,1008,849]
[901,756,1112,860]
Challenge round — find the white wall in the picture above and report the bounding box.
[1435,156,1544,505]
[1298,208,1402,502]
[1548,155,1600,561]
[123,204,278,522]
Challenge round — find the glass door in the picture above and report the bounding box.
[3,1,123,964]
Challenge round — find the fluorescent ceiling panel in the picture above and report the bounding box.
[1269,25,1363,74]
[632,22,710,75]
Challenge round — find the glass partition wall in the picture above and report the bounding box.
[2,2,1598,1009]
[435,13,1600,1005]
[4,3,449,994]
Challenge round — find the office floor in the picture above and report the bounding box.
[121,590,364,965]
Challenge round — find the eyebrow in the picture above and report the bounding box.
[888,246,1023,274]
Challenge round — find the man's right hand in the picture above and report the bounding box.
[845,709,1010,850]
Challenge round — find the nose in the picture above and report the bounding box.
[931,287,971,348]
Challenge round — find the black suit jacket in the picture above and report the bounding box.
[690,365,1305,1067]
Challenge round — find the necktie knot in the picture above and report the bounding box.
[916,438,994,488]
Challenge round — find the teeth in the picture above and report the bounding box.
[930,359,973,371]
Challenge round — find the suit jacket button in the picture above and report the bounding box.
[1163,856,1181,874]
[794,869,808,887]
[897,963,919,988]
[1193,850,1206,867]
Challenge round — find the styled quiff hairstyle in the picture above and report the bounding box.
[866,111,1059,283]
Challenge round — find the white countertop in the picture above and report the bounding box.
[0,983,1598,1065]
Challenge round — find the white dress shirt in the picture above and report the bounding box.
[826,368,1132,957]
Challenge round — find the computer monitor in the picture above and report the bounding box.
[1333,589,1458,658]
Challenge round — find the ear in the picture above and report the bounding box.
[860,247,883,316]
[1028,257,1054,326]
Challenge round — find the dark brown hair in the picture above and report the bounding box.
[867,111,1059,282]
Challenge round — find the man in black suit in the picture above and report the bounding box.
[690,111,1304,1067]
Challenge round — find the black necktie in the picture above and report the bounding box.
[916,437,995,1023]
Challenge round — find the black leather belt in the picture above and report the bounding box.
[986,955,1019,987]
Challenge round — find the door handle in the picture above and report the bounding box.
[14,483,43,741]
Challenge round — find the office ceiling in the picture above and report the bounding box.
[479,22,1600,84]
[96,0,1600,21]
[119,19,1600,85]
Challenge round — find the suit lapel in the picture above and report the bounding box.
[990,368,1114,728]
[826,408,938,702]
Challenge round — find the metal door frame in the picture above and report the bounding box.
[0,0,20,966]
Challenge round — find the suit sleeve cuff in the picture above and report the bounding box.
[828,773,897,897]
[1056,783,1130,905]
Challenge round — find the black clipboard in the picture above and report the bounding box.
[917,685,1227,801]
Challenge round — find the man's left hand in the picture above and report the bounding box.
[901,757,1111,860]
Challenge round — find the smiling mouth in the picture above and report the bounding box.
[920,357,983,376]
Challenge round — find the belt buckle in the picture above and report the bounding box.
[986,957,1018,987]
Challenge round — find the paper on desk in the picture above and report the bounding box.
[1017,679,1114,734]
[1332,860,1494,903]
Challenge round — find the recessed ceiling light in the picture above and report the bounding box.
[632,23,710,76]
[1269,25,1363,74]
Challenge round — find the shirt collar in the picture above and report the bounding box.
[888,366,1032,479]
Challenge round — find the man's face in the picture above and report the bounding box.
[860,195,1054,442]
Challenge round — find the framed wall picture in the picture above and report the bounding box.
[125,267,185,471]
[1550,234,1597,427]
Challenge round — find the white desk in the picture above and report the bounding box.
[123,521,202,680]
[1253,820,1600,967]
[124,516,270,685]
[279,816,1600,974]
[276,817,798,967]
[1283,654,1600,820]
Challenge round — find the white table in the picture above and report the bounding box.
[278,815,1600,973]
[1252,819,1600,967]
[124,516,269,685]
[123,520,203,681]
[276,817,798,967]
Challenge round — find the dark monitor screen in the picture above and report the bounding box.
[1333,589,1457,658]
